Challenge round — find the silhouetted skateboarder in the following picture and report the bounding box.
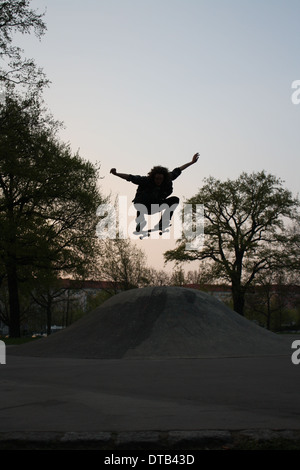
[110,153,199,233]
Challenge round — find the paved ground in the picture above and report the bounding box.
[1,337,300,449]
[1,287,299,449]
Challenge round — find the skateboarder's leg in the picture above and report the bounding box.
[155,197,179,230]
[134,203,148,232]
[165,196,180,221]
[159,196,179,230]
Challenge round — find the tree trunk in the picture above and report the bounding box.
[266,293,271,330]
[46,296,52,336]
[6,262,21,337]
[232,284,245,315]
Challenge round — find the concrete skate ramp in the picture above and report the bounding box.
[11,286,289,359]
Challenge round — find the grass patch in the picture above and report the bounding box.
[0,336,42,345]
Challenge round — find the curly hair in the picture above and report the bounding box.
[147,166,171,183]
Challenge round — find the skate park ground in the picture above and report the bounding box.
[1,287,300,450]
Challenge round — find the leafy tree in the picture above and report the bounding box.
[30,278,68,336]
[0,0,48,89]
[245,271,290,330]
[164,171,299,315]
[0,91,105,336]
[276,220,300,276]
[147,268,171,286]
[170,266,186,286]
[96,237,151,291]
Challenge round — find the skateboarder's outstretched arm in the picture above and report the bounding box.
[179,153,199,171]
[110,168,130,181]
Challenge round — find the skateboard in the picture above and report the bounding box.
[136,225,171,239]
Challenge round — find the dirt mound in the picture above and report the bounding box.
[10,286,288,359]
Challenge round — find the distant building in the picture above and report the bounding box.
[58,279,119,292]
[57,279,121,312]
[184,284,232,302]
[184,283,300,309]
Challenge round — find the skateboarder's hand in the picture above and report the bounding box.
[110,168,117,175]
[192,153,199,164]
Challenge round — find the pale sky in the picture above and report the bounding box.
[17,0,300,273]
